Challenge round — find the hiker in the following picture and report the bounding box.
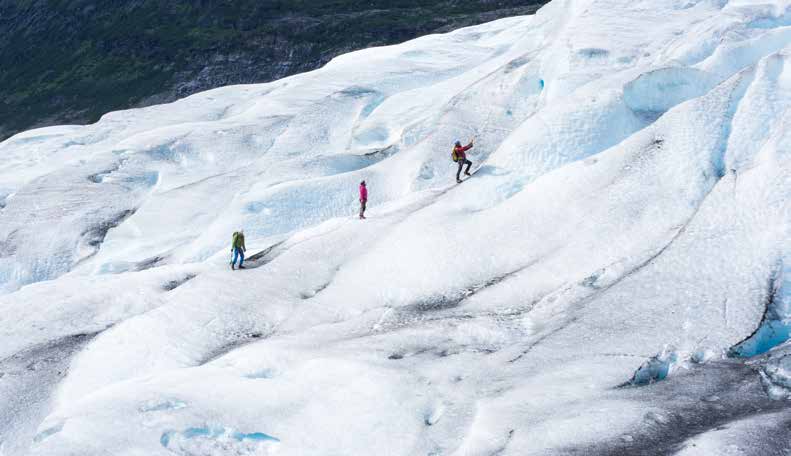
[230,229,246,270]
[452,139,474,183]
[359,180,368,219]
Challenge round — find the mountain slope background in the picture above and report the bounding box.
[0,0,545,140]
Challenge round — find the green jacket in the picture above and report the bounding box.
[231,232,246,251]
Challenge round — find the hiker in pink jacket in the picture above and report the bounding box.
[359,180,368,219]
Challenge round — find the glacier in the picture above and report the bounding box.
[0,0,790,454]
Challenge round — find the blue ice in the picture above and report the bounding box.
[245,368,275,379]
[731,320,791,358]
[731,265,790,357]
[231,431,280,442]
[630,352,677,385]
[33,422,64,443]
[160,426,280,448]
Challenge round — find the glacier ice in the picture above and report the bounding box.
[0,0,790,454]
[731,256,791,357]
[160,426,279,455]
[628,349,678,386]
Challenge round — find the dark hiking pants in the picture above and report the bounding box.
[456,159,472,180]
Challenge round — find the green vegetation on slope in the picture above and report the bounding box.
[0,0,546,139]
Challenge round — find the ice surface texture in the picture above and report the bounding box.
[0,0,790,454]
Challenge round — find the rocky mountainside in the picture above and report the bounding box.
[0,0,545,140]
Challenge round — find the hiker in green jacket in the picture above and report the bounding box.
[230,230,246,270]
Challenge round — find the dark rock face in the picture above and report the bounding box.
[0,0,546,140]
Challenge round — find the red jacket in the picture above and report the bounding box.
[359,184,368,201]
[453,144,472,161]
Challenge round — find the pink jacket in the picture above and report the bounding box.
[359,184,368,201]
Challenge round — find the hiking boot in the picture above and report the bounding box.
[238,265,246,269]
[464,171,471,176]
[456,179,463,183]
[231,263,235,270]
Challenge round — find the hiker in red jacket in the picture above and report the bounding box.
[452,139,474,183]
[359,180,368,219]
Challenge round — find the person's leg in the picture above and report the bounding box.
[359,200,366,218]
[238,249,245,268]
[231,248,239,269]
[464,159,472,175]
[456,160,463,182]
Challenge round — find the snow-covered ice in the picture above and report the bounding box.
[1,0,790,454]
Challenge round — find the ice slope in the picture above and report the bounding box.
[0,0,790,454]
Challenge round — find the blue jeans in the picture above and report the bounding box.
[231,247,245,267]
